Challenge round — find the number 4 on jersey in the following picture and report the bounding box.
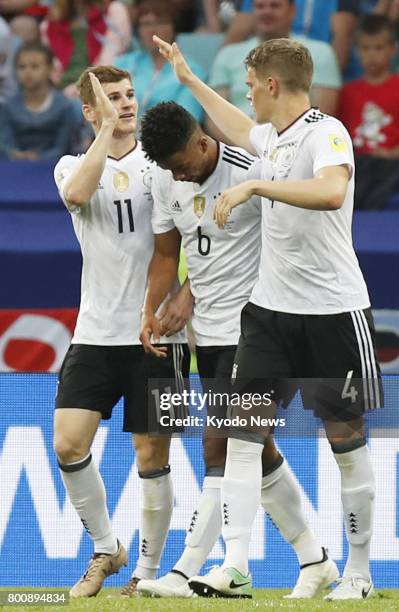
[114,198,134,233]
[341,370,358,403]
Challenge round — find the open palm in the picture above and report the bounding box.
[152,35,193,84]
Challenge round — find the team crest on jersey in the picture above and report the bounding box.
[113,171,129,192]
[193,196,206,218]
[270,142,298,179]
[329,134,347,153]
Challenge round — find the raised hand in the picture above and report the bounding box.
[152,36,193,84]
[89,72,118,126]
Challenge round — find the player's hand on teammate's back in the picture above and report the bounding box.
[214,182,254,228]
[152,36,193,85]
[89,72,119,126]
[140,312,168,358]
[158,289,193,337]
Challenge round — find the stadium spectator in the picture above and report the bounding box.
[115,0,205,123]
[219,0,255,46]
[0,42,76,159]
[0,16,16,101]
[339,15,399,208]
[291,1,360,74]
[171,0,199,32]
[373,0,399,16]
[9,14,40,43]
[0,0,49,21]
[131,0,200,33]
[41,0,131,96]
[199,0,240,32]
[207,0,341,139]
[374,0,399,69]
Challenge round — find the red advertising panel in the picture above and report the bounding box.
[0,309,77,372]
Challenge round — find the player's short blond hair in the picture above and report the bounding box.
[245,38,313,93]
[77,66,132,106]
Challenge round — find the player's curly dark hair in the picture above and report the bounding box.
[140,102,198,163]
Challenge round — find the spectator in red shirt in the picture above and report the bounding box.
[41,0,131,96]
[339,14,399,208]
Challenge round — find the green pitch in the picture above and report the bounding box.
[0,588,398,612]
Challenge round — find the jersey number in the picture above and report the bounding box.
[341,370,358,403]
[114,199,134,233]
[197,226,211,256]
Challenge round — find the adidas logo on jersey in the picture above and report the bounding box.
[171,200,182,211]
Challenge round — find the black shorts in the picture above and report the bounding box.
[196,345,236,425]
[196,345,236,380]
[55,343,190,433]
[233,302,383,421]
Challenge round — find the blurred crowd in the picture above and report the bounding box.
[1,0,399,208]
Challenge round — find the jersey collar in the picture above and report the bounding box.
[107,140,138,162]
[277,107,315,137]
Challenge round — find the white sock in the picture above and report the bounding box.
[133,467,173,580]
[174,475,222,578]
[221,438,263,576]
[334,444,375,581]
[261,460,323,566]
[59,453,118,555]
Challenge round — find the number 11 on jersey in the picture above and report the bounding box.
[114,198,134,233]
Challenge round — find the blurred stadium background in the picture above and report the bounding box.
[1,0,399,592]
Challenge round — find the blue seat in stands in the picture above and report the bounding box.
[176,32,225,77]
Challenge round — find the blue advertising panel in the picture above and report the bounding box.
[0,374,398,588]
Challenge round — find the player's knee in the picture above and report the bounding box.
[203,437,227,468]
[134,436,169,472]
[53,435,89,465]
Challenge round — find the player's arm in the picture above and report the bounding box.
[159,278,194,337]
[63,73,119,207]
[214,165,350,227]
[140,228,181,357]
[153,35,256,153]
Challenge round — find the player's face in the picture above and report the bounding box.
[160,137,210,184]
[100,79,138,135]
[16,51,51,90]
[246,67,272,123]
[357,31,396,78]
[254,0,295,39]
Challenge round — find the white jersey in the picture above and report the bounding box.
[54,142,185,345]
[152,143,262,346]
[249,108,370,315]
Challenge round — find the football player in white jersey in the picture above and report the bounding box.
[138,101,333,599]
[152,37,382,600]
[53,66,190,599]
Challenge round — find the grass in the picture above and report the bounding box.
[0,588,398,611]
